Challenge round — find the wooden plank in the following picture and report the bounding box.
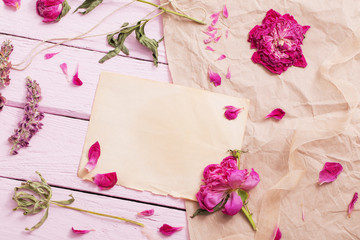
[0,35,171,119]
[0,106,185,209]
[0,0,167,63]
[1,177,189,239]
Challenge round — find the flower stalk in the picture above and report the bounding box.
[241,206,257,231]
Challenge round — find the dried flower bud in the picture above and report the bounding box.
[0,40,13,88]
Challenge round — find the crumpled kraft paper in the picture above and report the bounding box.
[161,0,360,239]
[78,72,249,201]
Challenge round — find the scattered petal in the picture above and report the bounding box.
[85,141,101,172]
[208,67,221,87]
[217,54,226,61]
[3,0,21,9]
[203,29,218,38]
[224,106,242,120]
[205,46,215,52]
[159,224,183,236]
[72,65,83,86]
[265,108,285,120]
[272,225,282,240]
[210,12,220,26]
[204,37,215,44]
[318,162,343,185]
[44,52,59,59]
[222,191,243,216]
[60,63,68,76]
[301,204,305,221]
[225,29,229,38]
[93,172,118,190]
[72,227,94,234]
[348,192,358,218]
[207,25,217,31]
[138,209,154,217]
[226,66,231,79]
[214,35,222,43]
[222,5,228,18]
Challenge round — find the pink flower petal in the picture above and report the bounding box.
[222,5,228,18]
[222,191,243,216]
[226,66,231,79]
[138,209,154,217]
[224,105,242,120]
[60,63,68,76]
[71,227,94,234]
[318,162,343,185]
[301,205,305,221]
[348,192,358,218]
[3,0,21,9]
[93,172,118,190]
[44,52,59,59]
[208,67,221,87]
[214,35,222,43]
[85,141,101,172]
[203,29,218,38]
[228,169,249,189]
[272,225,282,240]
[210,12,220,26]
[72,65,83,86]
[240,168,260,191]
[225,29,229,39]
[207,25,217,31]
[217,54,226,61]
[265,108,285,120]
[159,224,183,236]
[204,37,215,44]
[205,46,215,52]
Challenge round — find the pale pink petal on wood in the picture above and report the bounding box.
[93,172,118,190]
[71,227,94,234]
[60,63,68,76]
[72,65,83,86]
[85,141,101,172]
[159,224,183,236]
[318,162,343,185]
[138,209,154,217]
[44,52,59,59]
[265,108,285,120]
[348,192,358,218]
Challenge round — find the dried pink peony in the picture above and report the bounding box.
[217,54,226,61]
[159,224,183,236]
[226,66,231,79]
[318,162,343,185]
[272,225,282,240]
[71,227,94,234]
[0,40,14,88]
[44,52,59,59]
[205,46,215,52]
[85,141,101,172]
[208,67,221,87]
[72,65,83,86]
[265,108,285,120]
[210,12,220,26]
[138,209,154,217]
[36,0,70,23]
[224,106,242,120]
[222,5,228,18]
[93,172,118,190]
[348,192,358,218]
[3,0,20,9]
[0,93,6,112]
[248,9,310,74]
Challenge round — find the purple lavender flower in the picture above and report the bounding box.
[9,77,44,155]
[0,40,13,88]
[0,93,6,112]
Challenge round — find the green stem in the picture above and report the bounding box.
[136,0,206,25]
[50,201,144,227]
[241,206,257,231]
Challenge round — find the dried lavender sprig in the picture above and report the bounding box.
[0,92,6,112]
[8,77,44,155]
[0,40,14,88]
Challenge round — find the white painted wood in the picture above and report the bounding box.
[1,177,189,239]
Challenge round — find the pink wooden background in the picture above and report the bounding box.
[0,0,189,239]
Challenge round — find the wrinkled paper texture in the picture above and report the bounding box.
[161,0,360,239]
[78,72,249,200]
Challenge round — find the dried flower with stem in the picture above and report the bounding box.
[8,77,45,155]
[0,40,13,88]
[12,172,144,231]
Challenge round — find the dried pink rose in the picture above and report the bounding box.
[205,46,215,52]
[210,12,220,26]
[265,108,285,120]
[72,65,83,86]
[248,9,310,74]
[85,141,101,172]
[208,67,221,87]
[272,225,282,240]
[93,172,118,190]
[0,93,6,112]
[3,0,20,9]
[159,224,183,236]
[348,192,358,218]
[224,106,242,120]
[217,54,226,61]
[226,66,231,80]
[222,5,228,18]
[318,162,343,185]
[71,227,94,234]
[36,0,70,23]
[44,52,59,59]
[138,209,154,217]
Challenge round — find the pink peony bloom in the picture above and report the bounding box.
[348,192,358,218]
[0,93,6,112]
[3,0,20,9]
[138,209,154,217]
[93,172,118,190]
[226,66,231,79]
[224,106,242,120]
[318,162,343,185]
[208,67,221,87]
[85,141,101,172]
[159,224,183,236]
[265,108,285,120]
[44,52,59,59]
[36,0,70,23]
[222,5,228,18]
[248,9,310,74]
[272,225,282,240]
[72,65,83,86]
[71,227,94,234]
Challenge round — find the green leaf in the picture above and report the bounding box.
[56,0,71,21]
[135,20,160,66]
[99,47,121,64]
[237,189,249,204]
[74,0,103,15]
[191,197,227,218]
[51,194,75,205]
[190,208,212,218]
